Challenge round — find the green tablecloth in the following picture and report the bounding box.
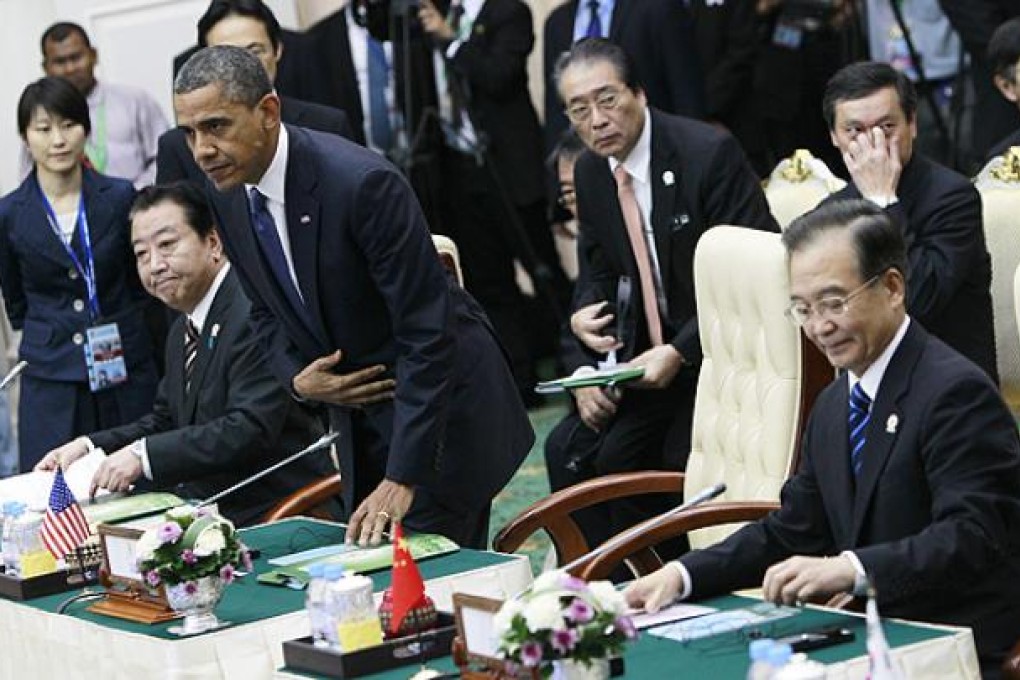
[283,594,955,679]
[18,518,515,641]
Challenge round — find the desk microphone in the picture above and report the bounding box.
[560,482,727,574]
[0,360,27,391]
[196,431,341,509]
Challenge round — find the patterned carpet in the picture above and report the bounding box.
[488,395,570,574]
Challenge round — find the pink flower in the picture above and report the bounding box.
[614,616,638,640]
[220,564,236,584]
[145,570,161,587]
[183,580,198,595]
[520,641,543,668]
[157,522,183,545]
[551,628,579,655]
[561,575,587,592]
[194,507,211,518]
[181,549,197,565]
[241,549,253,572]
[567,598,594,623]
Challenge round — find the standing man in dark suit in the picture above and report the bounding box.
[159,0,358,186]
[626,200,1020,677]
[543,0,706,151]
[418,0,563,403]
[37,183,331,527]
[171,46,534,548]
[822,61,997,380]
[546,40,777,551]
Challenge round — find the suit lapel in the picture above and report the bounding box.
[649,114,680,303]
[182,271,236,420]
[80,169,115,252]
[824,377,856,543]
[609,0,634,39]
[14,176,85,269]
[850,323,922,542]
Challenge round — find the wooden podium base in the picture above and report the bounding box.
[88,592,179,625]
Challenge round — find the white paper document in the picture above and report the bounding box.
[0,448,109,510]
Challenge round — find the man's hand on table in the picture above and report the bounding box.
[345,479,415,547]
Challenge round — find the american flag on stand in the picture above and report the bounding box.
[40,469,91,560]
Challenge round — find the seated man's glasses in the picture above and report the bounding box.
[784,273,882,327]
[565,88,626,124]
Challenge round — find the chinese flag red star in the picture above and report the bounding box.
[389,521,426,634]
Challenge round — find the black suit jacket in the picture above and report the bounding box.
[89,269,330,526]
[543,0,706,150]
[569,109,777,370]
[682,322,1020,669]
[206,125,534,514]
[157,96,355,185]
[443,0,546,206]
[827,155,997,381]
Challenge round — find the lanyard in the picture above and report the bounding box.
[34,179,102,321]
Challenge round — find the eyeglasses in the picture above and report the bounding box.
[564,88,626,124]
[785,273,882,327]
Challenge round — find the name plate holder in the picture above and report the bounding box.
[87,522,177,624]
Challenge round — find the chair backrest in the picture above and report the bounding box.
[976,148,1020,410]
[686,226,821,548]
[763,149,846,230]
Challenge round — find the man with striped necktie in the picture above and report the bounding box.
[626,199,1020,678]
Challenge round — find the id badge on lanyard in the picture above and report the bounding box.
[36,181,129,392]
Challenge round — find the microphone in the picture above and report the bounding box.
[196,431,341,509]
[560,482,727,574]
[0,360,27,391]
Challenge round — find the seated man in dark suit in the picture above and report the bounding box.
[987,17,1020,160]
[158,0,358,185]
[625,200,1020,677]
[37,183,333,527]
[822,61,997,381]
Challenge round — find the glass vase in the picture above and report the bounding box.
[551,656,610,680]
[166,574,228,636]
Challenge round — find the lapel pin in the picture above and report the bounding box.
[300,215,311,225]
[886,413,898,434]
[209,323,221,349]
[662,170,675,186]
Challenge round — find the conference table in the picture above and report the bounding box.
[0,518,532,679]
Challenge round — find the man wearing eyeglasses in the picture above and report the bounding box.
[626,199,1020,677]
[822,61,997,381]
[544,39,777,554]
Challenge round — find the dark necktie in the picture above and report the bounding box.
[585,0,602,39]
[184,319,199,392]
[447,2,467,129]
[247,188,307,316]
[849,383,872,477]
[366,36,393,153]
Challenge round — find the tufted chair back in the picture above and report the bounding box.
[686,226,807,548]
[763,149,846,230]
[976,148,1020,410]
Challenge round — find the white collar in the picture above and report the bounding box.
[187,263,231,334]
[608,107,651,185]
[848,315,910,402]
[247,124,289,206]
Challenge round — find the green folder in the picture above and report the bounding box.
[82,492,185,526]
[535,366,645,394]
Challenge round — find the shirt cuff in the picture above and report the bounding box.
[132,438,153,481]
[669,560,693,600]
[867,195,899,209]
[840,550,868,596]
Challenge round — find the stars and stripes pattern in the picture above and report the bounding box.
[40,468,91,560]
[849,383,872,477]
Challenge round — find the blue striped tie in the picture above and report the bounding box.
[849,383,871,477]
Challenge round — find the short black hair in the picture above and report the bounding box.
[197,0,282,49]
[174,45,273,108]
[548,128,587,169]
[783,199,908,284]
[822,61,917,130]
[130,182,217,239]
[989,18,1020,84]
[17,76,91,137]
[40,22,91,57]
[553,38,642,102]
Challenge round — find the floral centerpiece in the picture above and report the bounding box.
[494,570,638,679]
[135,506,252,635]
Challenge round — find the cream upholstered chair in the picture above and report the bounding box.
[494,227,832,577]
[976,147,1020,411]
[763,149,847,230]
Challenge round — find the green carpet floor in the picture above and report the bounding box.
[488,395,570,574]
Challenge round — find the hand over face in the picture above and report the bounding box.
[293,350,395,407]
[418,0,455,41]
[570,302,622,355]
[345,479,415,547]
[762,555,856,606]
[841,126,902,201]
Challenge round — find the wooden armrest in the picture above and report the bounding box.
[1003,640,1020,680]
[262,474,342,523]
[578,501,779,580]
[492,471,685,566]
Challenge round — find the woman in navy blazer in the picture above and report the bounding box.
[0,77,157,470]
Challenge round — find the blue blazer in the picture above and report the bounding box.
[208,125,534,514]
[0,167,155,382]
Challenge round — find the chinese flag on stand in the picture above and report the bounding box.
[389,521,426,634]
